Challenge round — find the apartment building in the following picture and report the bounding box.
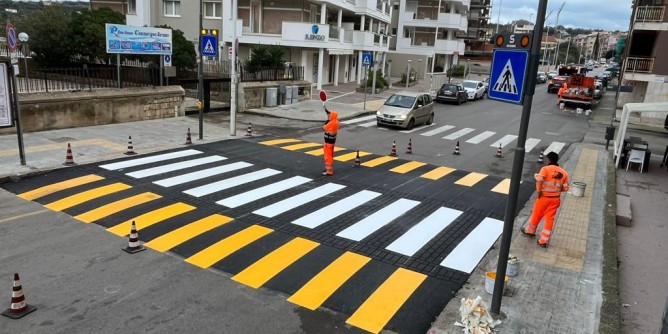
[512,20,534,34]
[619,0,668,105]
[91,0,392,89]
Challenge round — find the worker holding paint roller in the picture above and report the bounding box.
[321,91,339,176]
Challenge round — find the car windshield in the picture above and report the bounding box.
[384,95,416,108]
[462,81,478,89]
[441,85,457,92]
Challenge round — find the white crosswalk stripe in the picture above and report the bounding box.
[420,125,455,137]
[292,190,381,229]
[336,198,421,241]
[399,123,437,134]
[525,138,542,153]
[543,141,565,155]
[154,162,252,187]
[440,217,503,273]
[442,128,475,140]
[465,131,496,144]
[216,176,311,208]
[127,156,226,178]
[489,134,518,148]
[253,183,346,218]
[385,207,462,257]
[184,168,281,197]
[341,115,376,124]
[100,149,202,170]
[358,121,378,128]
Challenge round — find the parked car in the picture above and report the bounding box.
[547,70,559,79]
[461,80,486,100]
[594,81,604,99]
[376,92,434,130]
[547,76,568,93]
[435,83,468,105]
[537,72,547,84]
[482,77,490,93]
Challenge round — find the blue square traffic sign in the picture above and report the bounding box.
[200,35,218,57]
[487,49,529,104]
[361,53,373,67]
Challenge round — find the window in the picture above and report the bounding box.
[204,1,222,18]
[391,28,397,36]
[164,0,180,16]
[127,0,136,14]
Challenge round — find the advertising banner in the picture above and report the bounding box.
[105,24,172,55]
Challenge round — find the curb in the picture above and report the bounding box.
[599,148,621,334]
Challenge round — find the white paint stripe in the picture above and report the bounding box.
[524,138,541,153]
[292,190,381,229]
[153,162,252,187]
[465,131,496,144]
[336,198,420,241]
[253,183,346,218]
[328,91,355,101]
[489,134,518,148]
[399,123,437,133]
[385,207,462,256]
[440,217,503,273]
[216,176,312,208]
[127,156,227,178]
[184,168,281,197]
[341,115,377,124]
[442,128,475,140]
[420,125,455,137]
[100,150,202,170]
[359,121,379,128]
[543,141,565,155]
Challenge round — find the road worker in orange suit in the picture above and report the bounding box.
[521,151,570,248]
[557,86,565,105]
[322,105,340,176]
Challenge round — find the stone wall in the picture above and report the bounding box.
[239,81,311,112]
[0,86,185,134]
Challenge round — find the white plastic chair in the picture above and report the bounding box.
[626,149,646,173]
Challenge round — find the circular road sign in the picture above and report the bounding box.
[319,90,327,102]
[6,23,17,52]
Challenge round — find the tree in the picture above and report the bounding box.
[243,44,285,72]
[14,5,74,67]
[69,8,125,64]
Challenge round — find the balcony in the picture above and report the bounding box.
[635,5,665,22]
[401,11,467,30]
[435,39,466,53]
[625,56,654,73]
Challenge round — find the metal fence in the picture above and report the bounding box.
[239,66,304,82]
[16,66,159,93]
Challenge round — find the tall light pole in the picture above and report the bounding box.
[18,32,29,92]
[552,2,565,68]
[495,0,503,33]
[541,10,553,71]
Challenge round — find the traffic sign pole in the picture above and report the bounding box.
[490,0,547,316]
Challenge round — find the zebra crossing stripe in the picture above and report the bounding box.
[525,138,541,153]
[292,190,381,229]
[466,131,496,144]
[253,183,346,218]
[440,217,503,273]
[385,207,462,256]
[281,142,322,151]
[335,151,371,162]
[144,214,234,252]
[346,268,427,333]
[18,174,105,200]
[358,121,379,128]
[74,192,162,223]
[126,156,226,178]
[44,183,131,211]
[455,172,488,187]
[259,139,300,146]
[99,149,202,170]
[420,125,455,137]
[390,161,426,174]
[287,252,370,310]
[360,156,397,167]
[232,237,320,289]
[489,134,518,148]
[106,202,196,236]
[399,123,437,133]
[184,168,282,197]
[216,176,312,208]
[153,162,253,187]
[442,128,475,140]
[305,147,345,156]
[543,141,565,155]
[341,115,376,124]
[185,225,273,268]
[491,179,511,194]
[420,166,456,180]
[336,198,420,241]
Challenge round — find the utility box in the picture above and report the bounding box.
[290,85,299,104]
[278,84,287,105]
[266,87,278,107]
[285,85,294,104]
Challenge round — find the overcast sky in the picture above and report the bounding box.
[492,0,633,31]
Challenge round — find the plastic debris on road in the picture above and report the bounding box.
[454,296,501,334]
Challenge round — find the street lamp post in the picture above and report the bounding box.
[18,32,29,92]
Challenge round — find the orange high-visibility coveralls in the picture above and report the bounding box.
[525,164,570,245]
[557,86,565,105]
[323,110,339,175]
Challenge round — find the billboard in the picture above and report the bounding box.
[105,24,172,55]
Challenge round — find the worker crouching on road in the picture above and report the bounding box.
[322,105,340,176]
[521,152,570,248]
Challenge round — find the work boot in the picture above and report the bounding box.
[520,227,536,237]
[321,172,333,176]
[537,240,548,248]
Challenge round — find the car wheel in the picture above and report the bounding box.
[426,113,434,125]
[406,118,415,130]
[377,122,382,127]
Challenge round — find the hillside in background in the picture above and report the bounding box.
[0,0,89,24]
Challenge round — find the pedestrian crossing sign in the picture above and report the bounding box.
[487,49,529,104]
[200,35,218,57]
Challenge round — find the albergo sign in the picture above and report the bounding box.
[305,25,325,41]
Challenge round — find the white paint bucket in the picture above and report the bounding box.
[571,182,586,197]
[485,272,508,295]
[507,262,519,277]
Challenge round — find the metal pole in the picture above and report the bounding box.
[363,67,368,110]
[541,10,553,71]
[615,1,638,113]
[117,54,121,88]
[198,0,204,140]
[160,55,164,86]
[23,44,29,92]
[565,37,571,64]
[230,0,238,136]
[371,58,377,95]
[9,65,26,165]
[490,0,547,316]
[552,2,565,68]
[406,61,411,88]
[495,0,503,34]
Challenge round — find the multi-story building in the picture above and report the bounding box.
[512,20,534,34]
[619,0,668,105]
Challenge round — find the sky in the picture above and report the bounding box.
[492,0,633,32]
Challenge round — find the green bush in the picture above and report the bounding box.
[364,68,388,88]
[448,65,465,77]
[399,69,417,84]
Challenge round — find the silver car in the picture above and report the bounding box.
[376,92,434,130]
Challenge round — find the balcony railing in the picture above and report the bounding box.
[625,56,654,73]
[330,26,340,40]
[635,5,665,22]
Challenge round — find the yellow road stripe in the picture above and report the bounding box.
[390,161,427,174]
[18,174,105,201]
[420,166,456,180]
[455,172,488,187]
[185,225,273,268]
[491,178,511,194]
[361,156,397,167]
[334,151,371,162]
[145,214,234,252]
[346,268,427,333]
[44,183,131,211]
[288,252,370,310]
[259,139,301,146]
[106,203,196,236]
[281,142,321,151]
[74,192,162,223]
[232,237,319,289]
[305,147,345,156]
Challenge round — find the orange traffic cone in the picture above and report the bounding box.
[538,149,544,163]
[453,141,460,155]
[185,128,193,145]
[406,138,413,154]
[495,143,503,158]
[63,143,75,166]
[389,141,397,157]
[353,150,361,167]
[245,123,253,137]
[1,273,36,319]
[123,221,146,254]
[124,136,137,155]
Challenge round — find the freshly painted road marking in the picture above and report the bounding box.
[334,151,372,162]
[336,198,420,241]
[358,121,379,128]
[185,225,273,268]
[421,166,456,180]
[216,176,312,208]
[420,125,455,137]
[361,156,397,167]
[18,174,104,200]
[525,138,542,153]
[281,142,322,151]
[44,183,131,211]
[106,202,196,236]
[99,149,202,170]
[491,179,511,194]
[390,161,427,174]
[145,214,234,252]
[455,172,488,187]
[490,134,518,148]
[305,147,345,156]
[543,141,565,155]
[442,128,475,140]
[183,168,281,197]
[385,207,462,256]
[253,183,346,218]
[74,192,162,223]
[440,217,503,273]
[259,139,300,146]
[0,209,50,224]
[466,131,496,144]
[341,115,376,124]
[399,123,437,133]
[292,190,381,229]
[153,162,252,187]
[126,156,226,178]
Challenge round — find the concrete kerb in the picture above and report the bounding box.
[599,148,621,334]
[244,100,374,122]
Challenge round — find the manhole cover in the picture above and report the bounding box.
[50,137,78,143]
